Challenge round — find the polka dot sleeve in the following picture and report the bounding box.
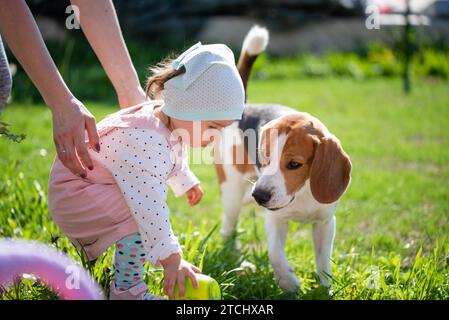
[167,144,200,197]
[93,127,182,266]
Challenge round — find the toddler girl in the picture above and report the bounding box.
[48,42,245,300]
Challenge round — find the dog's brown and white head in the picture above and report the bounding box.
[252,113,352,210]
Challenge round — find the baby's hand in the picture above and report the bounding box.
[186,184,203,206]
[160,252,201,299]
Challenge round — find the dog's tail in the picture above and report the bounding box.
[237,25,269,99]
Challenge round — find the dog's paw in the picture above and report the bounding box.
[220,229,242,251]
[278,272,300,293]
[319,278,332,289]
[316,271,333,290]
[220,226,236,240]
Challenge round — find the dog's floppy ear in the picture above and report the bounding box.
[310,135,352,204]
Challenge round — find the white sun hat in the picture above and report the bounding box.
[161,41,245,121]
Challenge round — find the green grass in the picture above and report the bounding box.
[1,78,449,300]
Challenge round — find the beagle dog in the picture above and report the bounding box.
[214,26,352,292]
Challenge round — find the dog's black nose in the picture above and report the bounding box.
[252,189,272,205]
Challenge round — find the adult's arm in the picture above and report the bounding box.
[70,0,147,108]
[0,0,99,178]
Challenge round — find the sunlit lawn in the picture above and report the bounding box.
[1,77,448,299]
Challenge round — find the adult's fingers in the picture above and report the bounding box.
[74,130,94,171]
[85,115,100,153]
[55,137,86,178]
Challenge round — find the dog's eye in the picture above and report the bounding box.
[287,161,302,170]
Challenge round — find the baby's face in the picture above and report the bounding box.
[171,119,234,147]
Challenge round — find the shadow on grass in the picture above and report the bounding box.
[200,230,331,300]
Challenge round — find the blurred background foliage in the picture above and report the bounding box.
[7,37,449,105]
[4,0,449,105]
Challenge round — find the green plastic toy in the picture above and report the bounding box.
[173,274,221,300]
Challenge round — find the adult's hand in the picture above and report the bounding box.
[0,0,145,178]
[52,97,100,178]
[0,0,100,176]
